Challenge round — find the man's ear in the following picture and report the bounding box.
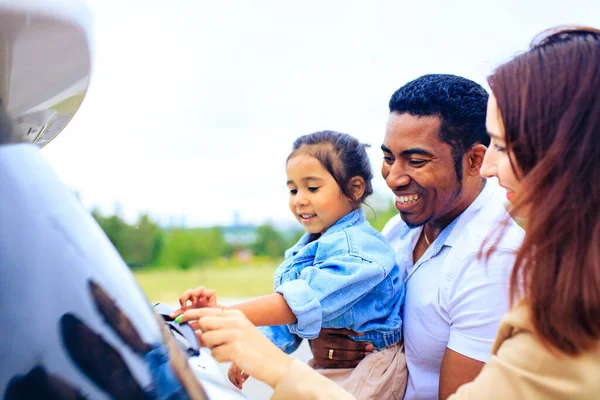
[348,176,366,201]
[466,144,487,176]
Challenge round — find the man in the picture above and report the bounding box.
[310,74,524,399]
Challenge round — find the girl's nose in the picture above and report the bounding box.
[294,193,309,206]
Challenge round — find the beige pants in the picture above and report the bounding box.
[309,342,407,400]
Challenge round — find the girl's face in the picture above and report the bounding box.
[480,94,523,204]
[286,153,355,234]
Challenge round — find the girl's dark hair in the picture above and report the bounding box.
[287,130,373,206]
[488,26,600,355]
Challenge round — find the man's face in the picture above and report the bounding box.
[381,112,464,228]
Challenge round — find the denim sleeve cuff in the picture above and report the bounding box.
[257,325,303,354]
[276,279,322,339]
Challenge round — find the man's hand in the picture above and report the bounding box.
[309,328,374,369]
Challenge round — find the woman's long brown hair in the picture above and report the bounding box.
[488,26,600,355]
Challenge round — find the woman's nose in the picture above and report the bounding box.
[480,151,497,178]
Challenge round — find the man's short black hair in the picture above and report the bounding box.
[389,74,489,181]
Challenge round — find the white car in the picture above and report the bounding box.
[0,1,244,398]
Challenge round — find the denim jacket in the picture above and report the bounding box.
[258,208,404,353]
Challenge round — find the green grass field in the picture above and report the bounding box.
[133,262,279,303]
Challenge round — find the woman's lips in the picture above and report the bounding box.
[499,184,515,202]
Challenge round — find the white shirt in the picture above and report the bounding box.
[382,181,524,400]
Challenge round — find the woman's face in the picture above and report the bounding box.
[480,94,522,204]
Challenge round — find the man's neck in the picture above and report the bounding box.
[428,179,487,238]
[413,180,485,264]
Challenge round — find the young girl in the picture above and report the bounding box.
[175,130,406,399]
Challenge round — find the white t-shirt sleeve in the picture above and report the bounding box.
[441,251,512,362]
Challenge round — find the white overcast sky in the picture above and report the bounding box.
[43,0,599,227]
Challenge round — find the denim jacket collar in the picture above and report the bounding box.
[289,208,365,253]
[322,208,365,237]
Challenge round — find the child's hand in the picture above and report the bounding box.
[228,363,249,389]
[170,286,219,319]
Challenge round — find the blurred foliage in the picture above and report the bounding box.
[365,201,397,232]
[92,209,163,268]
[252,223,291,258]
[159,227,230,269]
[91,199,396,270]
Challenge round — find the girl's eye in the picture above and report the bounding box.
[308,187,319,193]
[494,144,506,153]
[289,189,297,195]
[408,159,428,166]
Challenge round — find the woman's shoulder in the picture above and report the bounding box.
[495,304,531,336]
[490,305,600,398]
[452,305,600,399]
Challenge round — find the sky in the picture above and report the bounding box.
[42,0,599,228]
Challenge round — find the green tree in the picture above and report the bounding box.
[127,214,164,268]
[193,227,230,262]
[160,227,229,269]
[91,209,164,268]
[252,224,289,258]
[92,209,130,257]
[164,229,199,269]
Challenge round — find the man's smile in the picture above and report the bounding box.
[395,193,423,211]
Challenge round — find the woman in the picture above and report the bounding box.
[449,25,600,398]
[179,26,600,399]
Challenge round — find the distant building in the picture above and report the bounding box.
[222,225,258,246]
[234,249,253,263]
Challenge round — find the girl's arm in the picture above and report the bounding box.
[180,308,354,399]
[171,287,296,327]
[227,293,297,327]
